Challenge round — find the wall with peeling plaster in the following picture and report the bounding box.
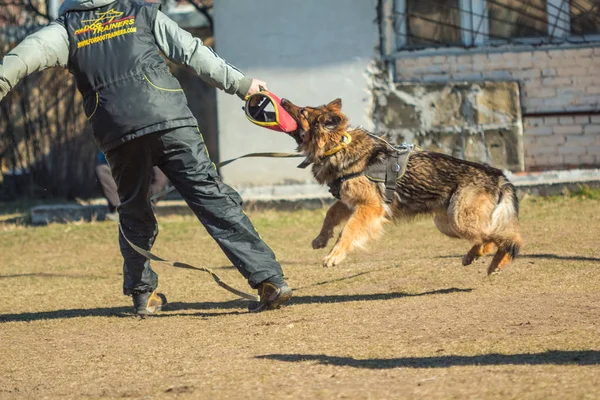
[392,48,600,171]
[213,1,599,190]
[213,0,379,187]
[373,82,524,171]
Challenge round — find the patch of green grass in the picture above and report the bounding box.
[568,184,600,200]
[0,197,70,223]
[0,198,63,214]
[522,184,600,207]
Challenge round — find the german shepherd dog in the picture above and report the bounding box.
[280,97,522,275]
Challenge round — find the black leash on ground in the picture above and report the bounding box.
[121,151,302,302]
[119,224,259,301]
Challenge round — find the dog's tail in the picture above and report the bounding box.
[491,178,522,259]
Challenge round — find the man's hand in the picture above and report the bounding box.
[246,79,267,97]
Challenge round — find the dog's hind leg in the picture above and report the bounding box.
[434,212,460,238]
[487,182,522,275]
[462,242,495,266]
[488,234,522,275]
[488,249,510,275]
[312,201,352,249]
[322,204,385,267]
[442,188,499,268]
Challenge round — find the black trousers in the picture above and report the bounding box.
[95,163,169,211]
[104,126,284,295]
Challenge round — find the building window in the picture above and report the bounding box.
[406,0,461,46]
[571,0,600,35]
[487,0,548,40]
[393,0,600,50]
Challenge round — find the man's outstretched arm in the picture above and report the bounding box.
[152,11,265,99]
[0,23,69,102]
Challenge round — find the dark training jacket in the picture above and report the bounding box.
[1,0,252,152]
[58,0,196,151]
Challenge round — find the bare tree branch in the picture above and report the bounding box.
[0,0,96,200]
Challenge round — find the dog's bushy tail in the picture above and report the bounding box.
[490,179,522,259]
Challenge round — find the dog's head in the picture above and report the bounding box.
[280,98,349,157]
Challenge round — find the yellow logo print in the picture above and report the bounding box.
[75,9,135,36]
[75,8,137,48]
[81,9,124,24]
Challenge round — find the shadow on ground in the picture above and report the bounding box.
[0,287,471,322]
[520,254,600,262]
[0,273,106,279]
[293,265,402,291]
[287,287,472,305]
[439,253,600,262]
[257,350,600,368]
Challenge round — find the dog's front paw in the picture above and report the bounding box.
[487,265,500,276]
[462,253,477,266]
[312,235,329,249]
[322,251,346,268]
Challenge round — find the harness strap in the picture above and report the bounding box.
[328,171,363,199]
[327,148,413,203]
[385,153,402,204]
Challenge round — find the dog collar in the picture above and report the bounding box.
[322,131,352,157]
[296,131,353,169]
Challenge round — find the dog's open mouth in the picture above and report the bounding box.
[285,128,308,146]
[279,99,308,146]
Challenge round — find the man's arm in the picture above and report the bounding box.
[0,23,69,102]
[152,11,262,100]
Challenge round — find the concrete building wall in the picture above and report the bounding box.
[213,0,379,187]
[393,46,600,170]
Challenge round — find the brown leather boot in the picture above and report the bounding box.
[248,282,292,313]
[132,290,167,318]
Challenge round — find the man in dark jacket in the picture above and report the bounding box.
[0,0,291,316]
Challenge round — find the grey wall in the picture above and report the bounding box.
[213,0,380,187]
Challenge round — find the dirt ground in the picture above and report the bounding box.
[0,193,599,400]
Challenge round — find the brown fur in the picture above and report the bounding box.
[280,97,522,275]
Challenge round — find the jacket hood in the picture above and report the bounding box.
[59,0,118,15]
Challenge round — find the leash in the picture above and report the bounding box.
[126,151,303,301]
[119,224,259,301]
[150,151,303,202]
[151,152,304,201]
[216,151,304,167]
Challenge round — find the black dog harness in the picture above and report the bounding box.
[328,144,415,203]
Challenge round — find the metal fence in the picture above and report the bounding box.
[393,0,600,50]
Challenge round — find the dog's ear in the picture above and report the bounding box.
[322,113,343,130]
[327,98,342,110]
